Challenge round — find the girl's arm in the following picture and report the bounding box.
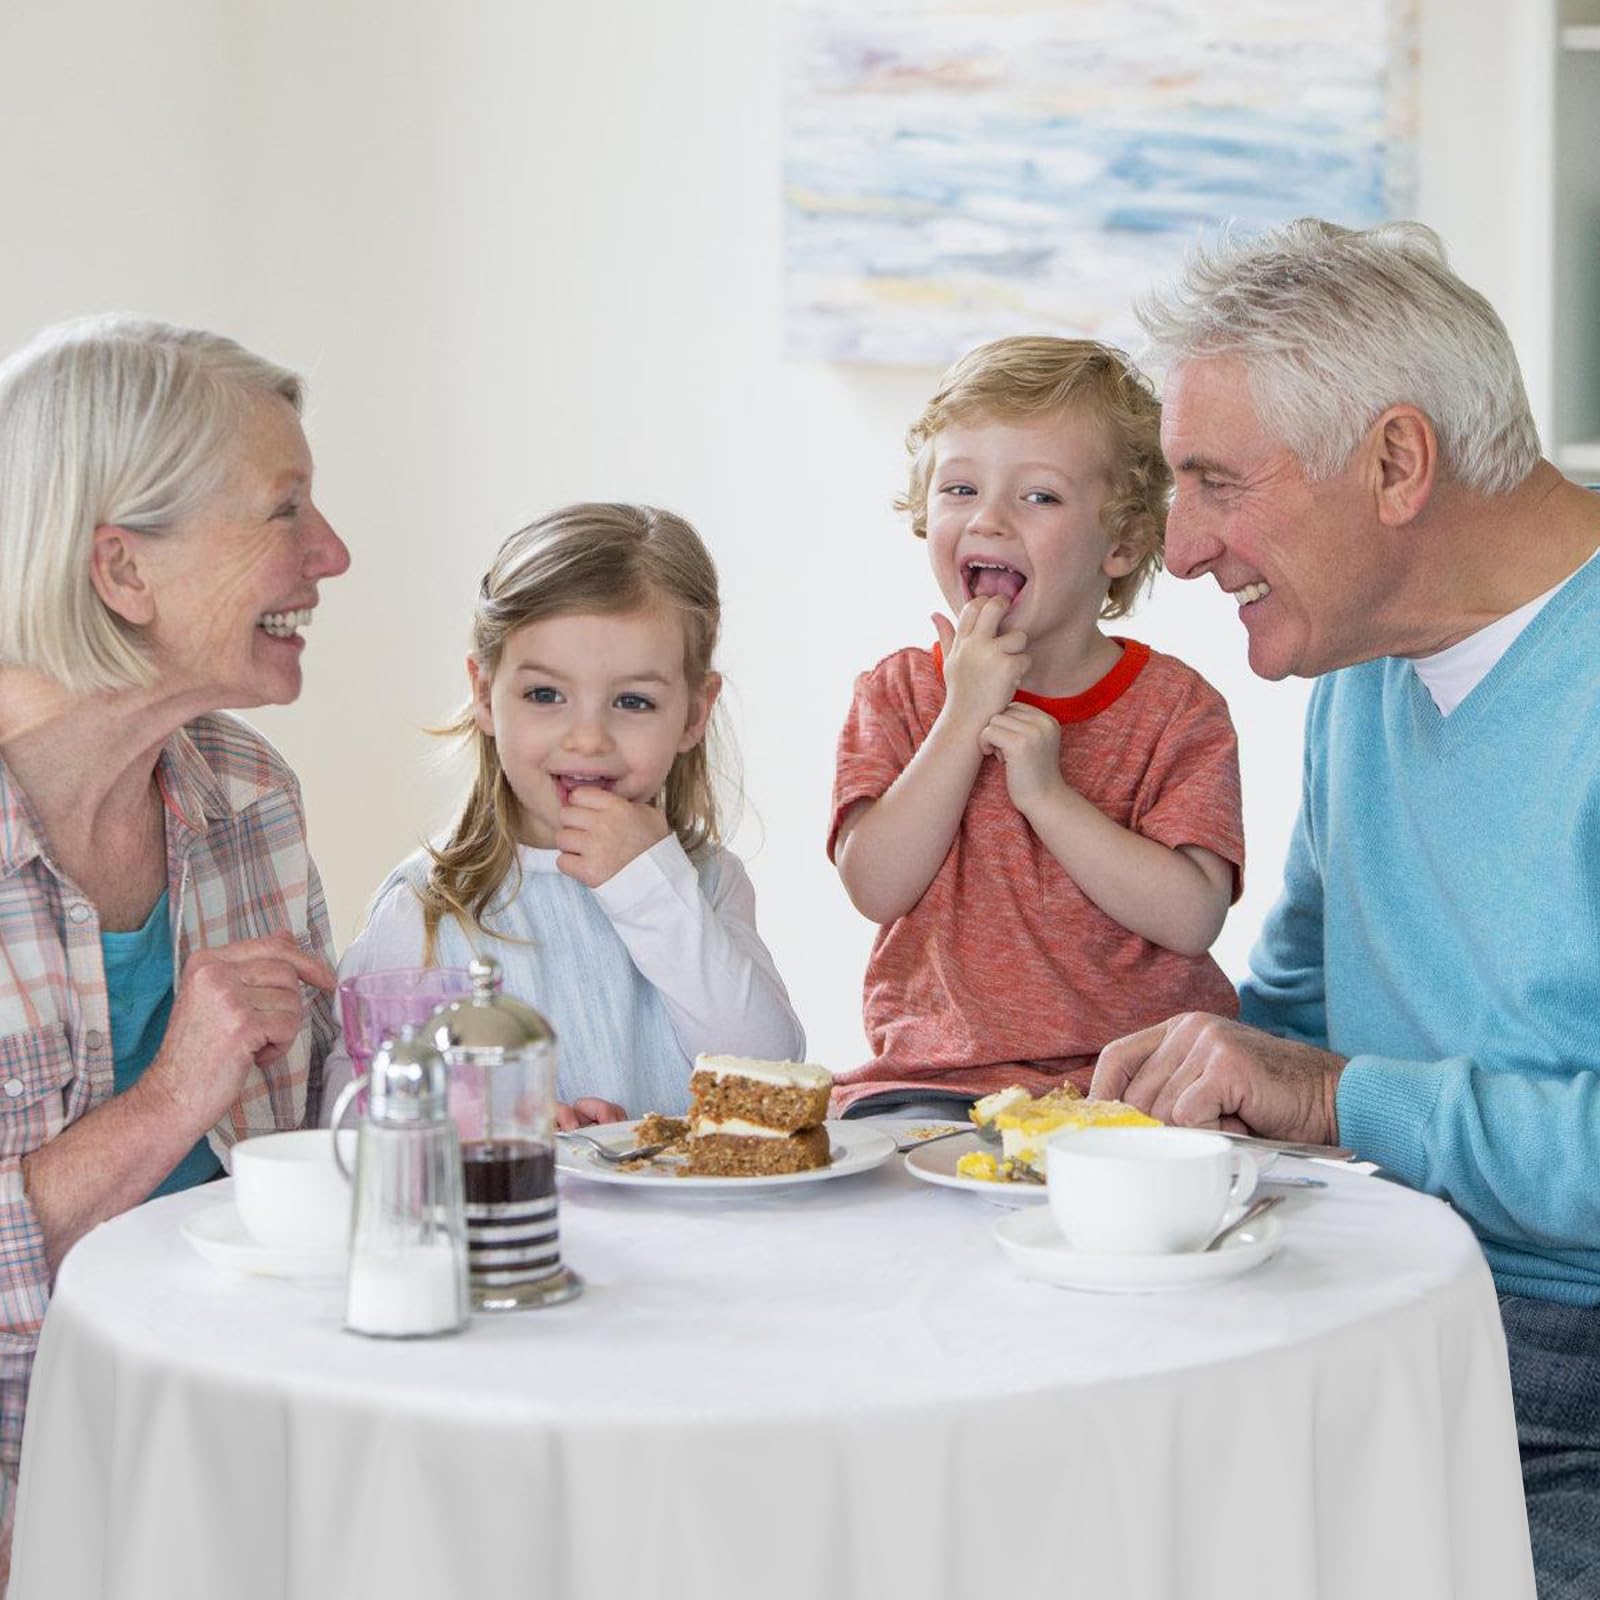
[982,703,1233,957]
[596,838,807,1063]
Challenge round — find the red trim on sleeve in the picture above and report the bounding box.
[930,637,1151,724]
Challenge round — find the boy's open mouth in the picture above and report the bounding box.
[963,559,1027,605]
[553,773,620,807]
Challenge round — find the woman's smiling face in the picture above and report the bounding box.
[471,605,717,848]
[128,393,350,709]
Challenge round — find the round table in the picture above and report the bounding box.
[11,1146,1534,1600]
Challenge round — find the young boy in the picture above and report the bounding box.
[828,336,1243,1118]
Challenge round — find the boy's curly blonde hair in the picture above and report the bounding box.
[898,336,1171,619]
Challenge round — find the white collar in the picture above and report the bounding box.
[1411,551,1596,715]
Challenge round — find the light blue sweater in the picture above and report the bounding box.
[1241,548,1600,1304]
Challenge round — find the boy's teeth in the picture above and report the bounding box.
[964,561,1025,602]
[258,608,313,637]
[1234,582,1271,607]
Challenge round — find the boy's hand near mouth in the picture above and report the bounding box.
[932,594,1031,746]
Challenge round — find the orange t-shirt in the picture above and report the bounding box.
[827,639,1244,1115]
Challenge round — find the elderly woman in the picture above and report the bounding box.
[0,316,348,1564]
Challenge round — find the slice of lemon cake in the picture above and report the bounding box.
[957,1084,1159,1182]
[683,1055,833,1177]
[996,1095,1159,1175]
[969,1084,1033,1133]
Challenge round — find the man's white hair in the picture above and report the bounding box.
[0,314,303,695]
[1136,218,1541,495]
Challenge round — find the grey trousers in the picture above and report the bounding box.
[1500,1295,1600,1599]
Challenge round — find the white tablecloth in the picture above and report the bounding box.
[12,1150,1534,1600]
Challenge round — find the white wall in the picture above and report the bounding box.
[0,0,1538,1075]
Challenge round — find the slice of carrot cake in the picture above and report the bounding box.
[684,1055,833,1177]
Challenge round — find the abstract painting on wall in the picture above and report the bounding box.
[782,0,1419,365]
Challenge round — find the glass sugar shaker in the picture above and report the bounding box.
[424,955,583,1311]
[332,1024,471,1338]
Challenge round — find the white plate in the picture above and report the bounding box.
[555,1119,896,1191]
[181,1203,347,1280]
[903,1129,1048,1205]
[993,1205,1283,1293]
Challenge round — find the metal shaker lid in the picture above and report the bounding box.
[423,955,556,1057]
[369,1025,450,1123]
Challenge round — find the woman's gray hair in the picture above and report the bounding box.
[0,314,303,695]
[1136,219,1541,496]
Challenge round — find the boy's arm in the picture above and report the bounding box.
[981,702,1233,956]
[835,712,987,923]
[836,598,1026,924]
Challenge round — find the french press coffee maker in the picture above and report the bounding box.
[423,956,583,1310]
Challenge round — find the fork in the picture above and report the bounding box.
[894,1124,978,1153]
[558,1130,672,1165]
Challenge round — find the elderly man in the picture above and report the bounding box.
[1093,219,1600,1598]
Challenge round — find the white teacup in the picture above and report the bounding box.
[1046,1127,1258,1255]
[231,1130,354,1254]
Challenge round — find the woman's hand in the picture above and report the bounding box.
[555,788,671,887]
[140,933,336,1135]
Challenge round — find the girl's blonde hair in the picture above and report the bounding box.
[418,502,726,958]
[898,336,1170,620]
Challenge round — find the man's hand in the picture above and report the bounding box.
[979,702,1062,813]
[932,596,1030,733]
[556,787,671,887]
[1091,1012,1346,1145]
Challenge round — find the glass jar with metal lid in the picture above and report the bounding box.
[423,956,583,1310]
[331,1026,471,1338]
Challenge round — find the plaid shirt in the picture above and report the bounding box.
[0,712,338,1543]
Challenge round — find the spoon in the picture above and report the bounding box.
[1202,1192,1283,1252]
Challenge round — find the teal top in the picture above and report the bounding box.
[1240,548,1600,1304]
[102,891,221,1198]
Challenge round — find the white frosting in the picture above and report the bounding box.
[692,1117,791,1140]
[693,1054,832,1092]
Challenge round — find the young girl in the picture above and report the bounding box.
[331,502,805,1125]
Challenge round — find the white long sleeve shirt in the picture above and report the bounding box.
[326,836,805,1117]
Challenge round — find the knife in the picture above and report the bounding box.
[1215,1129,1355,1161]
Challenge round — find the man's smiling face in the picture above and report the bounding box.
[1160,357,1391,681]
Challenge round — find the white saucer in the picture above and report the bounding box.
[993,1205,1283,1293]
[181,1202,346,1280]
